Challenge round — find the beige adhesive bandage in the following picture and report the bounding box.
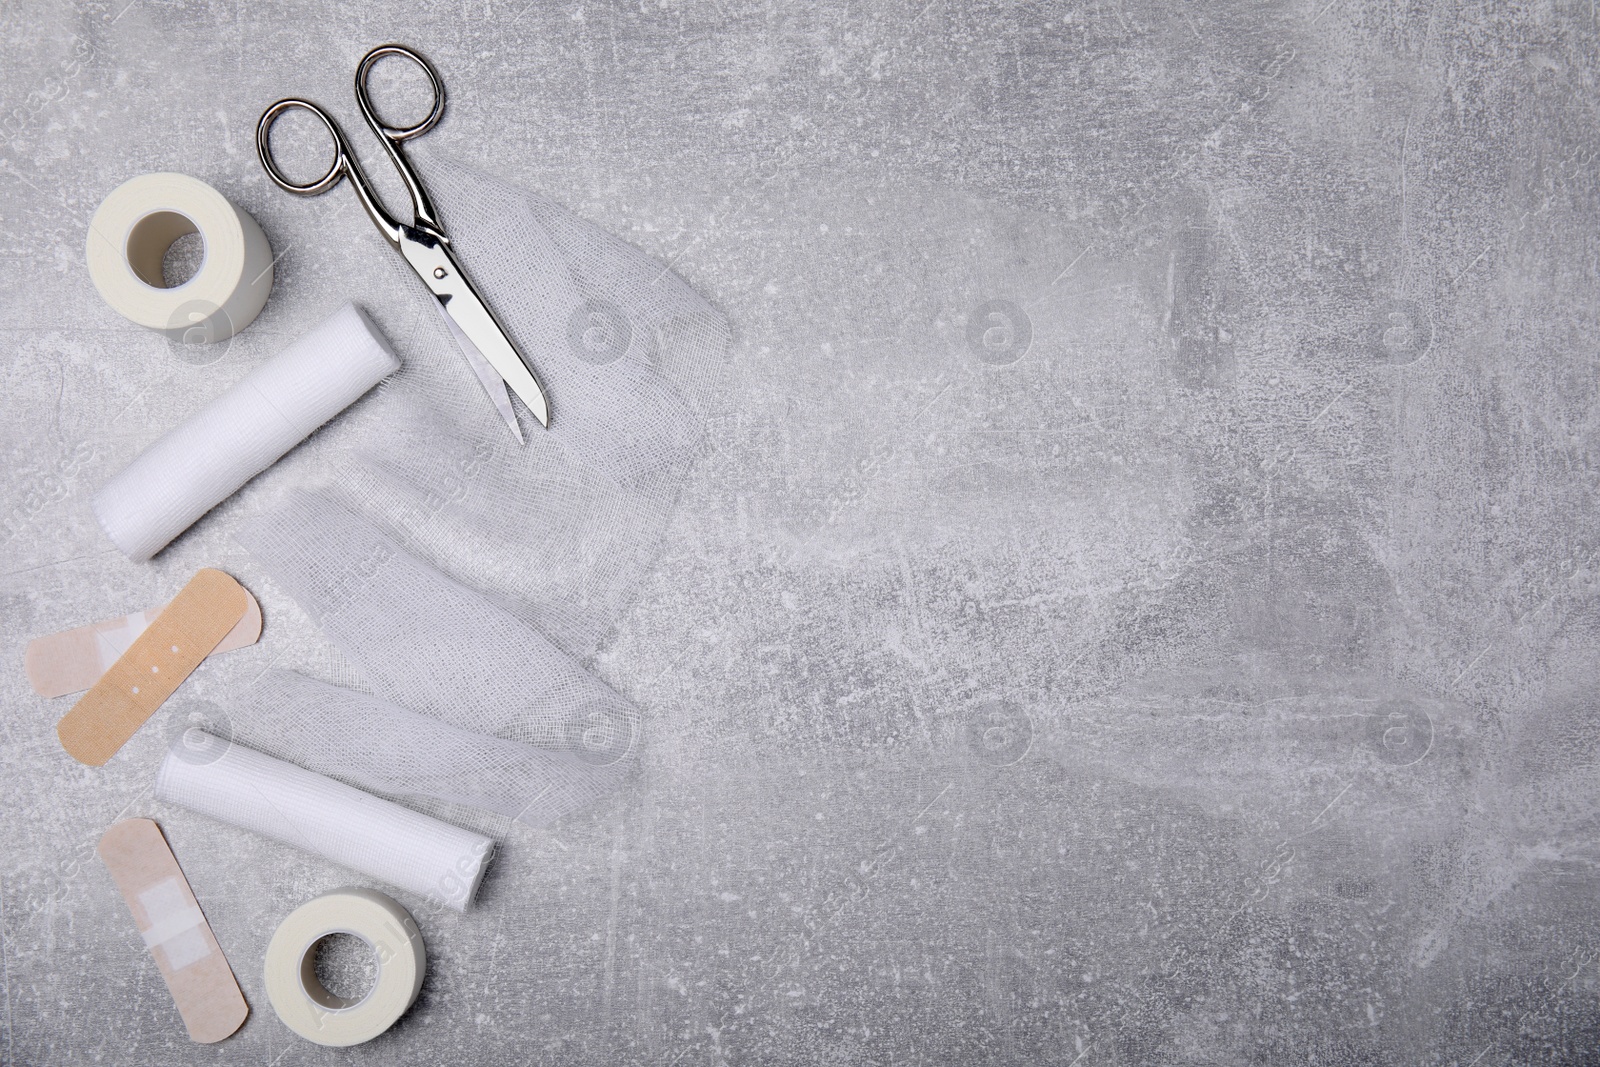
[56,569,250,766]
[97,818,248,1043]
[25,588,261,698]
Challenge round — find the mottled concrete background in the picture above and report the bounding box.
[4,1,1600,1064]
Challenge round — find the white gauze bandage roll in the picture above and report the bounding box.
[92,303,400,561]
[155,731,493,911]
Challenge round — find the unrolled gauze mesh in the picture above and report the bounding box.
[230,155,727,829]
[341,150,731,656]
[238,670,623,825]
[236,489,639,820]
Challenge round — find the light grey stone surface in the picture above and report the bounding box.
[4,1,1600,1063]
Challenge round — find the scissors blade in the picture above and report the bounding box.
[432,302,524,443]
[398,224,552,429]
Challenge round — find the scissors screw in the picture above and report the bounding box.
[433,267,448,279]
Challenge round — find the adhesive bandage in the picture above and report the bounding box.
[56,569,251,766]
[25,586,261,698]
[97,818,248,1043]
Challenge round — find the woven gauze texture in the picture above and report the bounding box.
[234,157,727,827]
[237,489,641,826]
[346,151,730,656]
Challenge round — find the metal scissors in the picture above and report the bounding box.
[255,43,549,438]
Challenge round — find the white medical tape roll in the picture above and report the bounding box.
[91,302,401,561]
[264,888,425,1047]
[155,731,494,911]
[86,173,274,341]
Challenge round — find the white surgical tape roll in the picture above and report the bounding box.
[264,888,425,1047]
[155,731,494,911]
[86,173,274,341]
[92,303,400,561]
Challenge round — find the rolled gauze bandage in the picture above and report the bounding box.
[155,731,493,911]
[92,303,399,561]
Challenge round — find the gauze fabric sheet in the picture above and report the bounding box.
[236,489,638,828]
[231,155,728,827]
[344,150,729,656]
[240,670,621,823]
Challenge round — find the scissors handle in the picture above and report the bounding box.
[255,45,447,247]
[354,45,446,236]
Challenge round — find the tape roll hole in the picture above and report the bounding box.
[304,932,380,1010]
[125,210,206,289]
